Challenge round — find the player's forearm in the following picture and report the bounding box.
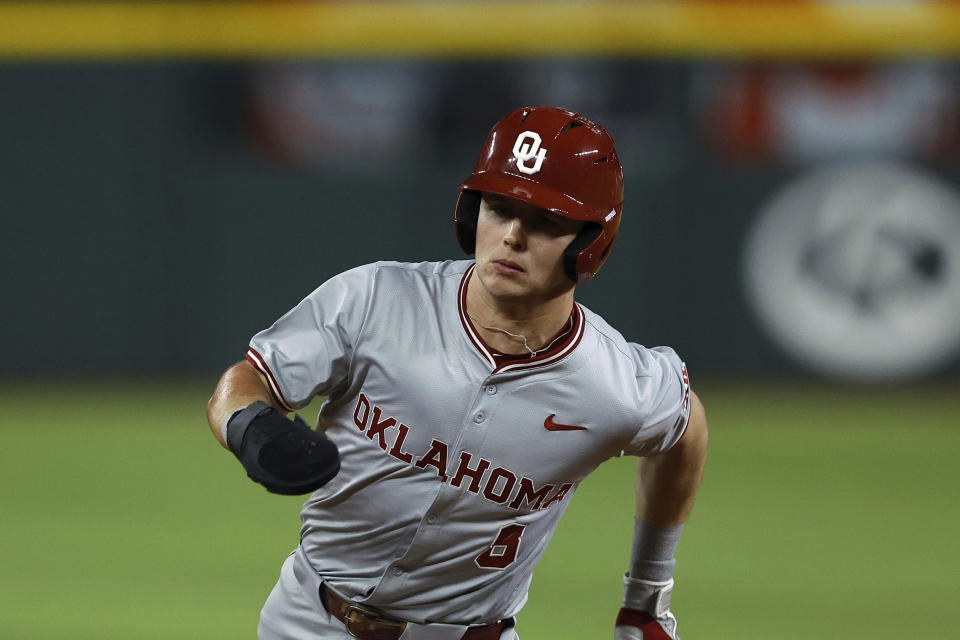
[636,391,708,527]
[206,360,280,449]
[616,392,707,637]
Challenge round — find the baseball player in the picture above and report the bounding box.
[207,106,708,640]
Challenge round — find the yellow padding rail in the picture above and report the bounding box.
[1,1,959,59]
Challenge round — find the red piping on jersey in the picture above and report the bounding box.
[457,264,585,374]
[246,347,295,413]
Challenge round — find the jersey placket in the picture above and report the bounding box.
[371,376,507,594]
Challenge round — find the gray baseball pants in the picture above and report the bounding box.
[258,550,520,640]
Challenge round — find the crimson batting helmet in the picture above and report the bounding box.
[455,106,624,283]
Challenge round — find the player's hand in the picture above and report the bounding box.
[226,401,340,495]
[615,576,680,640]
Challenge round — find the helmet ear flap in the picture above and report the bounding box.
[455,190,482,255]
[563,223,602,283]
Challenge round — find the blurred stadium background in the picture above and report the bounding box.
[1,1,958,638]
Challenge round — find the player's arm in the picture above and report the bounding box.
[637,390,708,527]
[616,391,708,640]
[207,360,280,449]
[207,360,340,495]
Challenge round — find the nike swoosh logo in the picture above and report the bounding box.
[544,414,588,432]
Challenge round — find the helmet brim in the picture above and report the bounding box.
[460,172,605,224]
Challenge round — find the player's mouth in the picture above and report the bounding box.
[492,259,525,275]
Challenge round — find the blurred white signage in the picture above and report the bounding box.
[743,162,960,380]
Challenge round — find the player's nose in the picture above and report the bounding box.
[502,219,526,249]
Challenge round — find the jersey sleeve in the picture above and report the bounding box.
[246,264,376,411]
[622,345,691,457]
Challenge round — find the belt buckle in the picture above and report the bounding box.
[343,602,405,639]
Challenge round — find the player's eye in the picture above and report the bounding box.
[532,215,562,233]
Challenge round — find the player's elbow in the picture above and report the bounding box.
[206,361,253,440]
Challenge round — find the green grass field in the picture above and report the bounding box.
[1,379,957,639]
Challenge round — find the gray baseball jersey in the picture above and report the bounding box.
[247,260,690,626]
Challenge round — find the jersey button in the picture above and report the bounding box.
[473,411,486,424]
[485,385,497,395]
[392,567,404,576]
[426,514,438,525]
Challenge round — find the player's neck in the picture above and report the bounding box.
[465,279,576,356]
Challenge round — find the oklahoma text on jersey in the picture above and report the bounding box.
[353,392,572,512]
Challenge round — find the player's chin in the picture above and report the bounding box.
[482,271,532,295]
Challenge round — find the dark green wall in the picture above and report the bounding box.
[3,62,958,379]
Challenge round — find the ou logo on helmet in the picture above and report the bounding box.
[512,131,547,175]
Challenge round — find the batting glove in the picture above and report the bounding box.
[614,576,679,640]
[226,401,340,495]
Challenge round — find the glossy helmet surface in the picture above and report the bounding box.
[455,106,624,283]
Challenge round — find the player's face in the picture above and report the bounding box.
[473,193,584,304]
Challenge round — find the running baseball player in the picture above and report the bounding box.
[207,106,708,640]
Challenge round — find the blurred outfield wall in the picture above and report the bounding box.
[2,1,960,381]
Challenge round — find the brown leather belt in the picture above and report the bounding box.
[321,586,509,640]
